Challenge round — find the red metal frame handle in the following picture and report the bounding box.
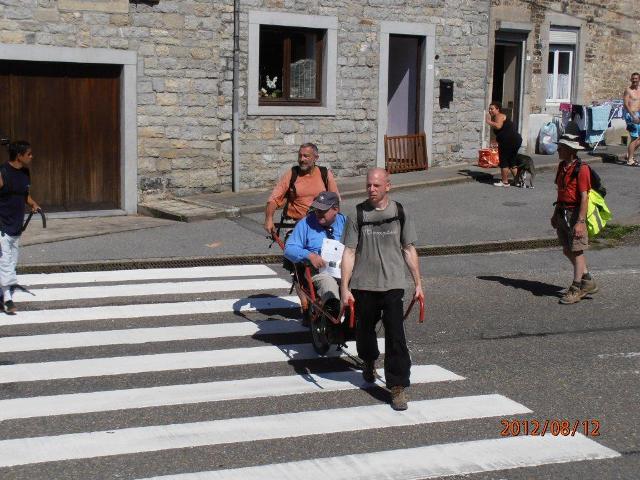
[404,296,425,324]
[304,266,316,303]
[270,231,285,250]
[338,298,355,329]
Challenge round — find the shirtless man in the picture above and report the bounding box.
[623,72,640,166]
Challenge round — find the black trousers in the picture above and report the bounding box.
[353,289,411,388]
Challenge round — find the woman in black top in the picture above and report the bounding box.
[486,101,522,187]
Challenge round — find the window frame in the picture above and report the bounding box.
[258,26,325,107]
[546,44,574,103]
[248,11,337,116]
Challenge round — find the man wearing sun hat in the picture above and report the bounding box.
[551,134,598,305]
[284,191,346,319]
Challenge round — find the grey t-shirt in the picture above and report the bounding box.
[342,200,418,291]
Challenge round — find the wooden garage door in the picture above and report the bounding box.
[0,61,121,212]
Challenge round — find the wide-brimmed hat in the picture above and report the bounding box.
[557,134,585,150]
[310,191,339,211]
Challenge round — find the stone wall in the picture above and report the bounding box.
[492,0,640,113]
[0,0,233,200]
[238,0,491,189]
[0,0,490,198]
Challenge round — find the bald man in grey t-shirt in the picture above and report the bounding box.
[340,168,424,411]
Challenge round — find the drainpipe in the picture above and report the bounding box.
[232,0,240,192]
[482,1,493,148]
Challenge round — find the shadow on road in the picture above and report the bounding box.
[233,295,391,404]
[457,169,496,185]
[477,275,564,297]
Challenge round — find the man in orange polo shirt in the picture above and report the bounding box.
[264,143,340,322]
[264,143,339,234]
[551,135,598,305]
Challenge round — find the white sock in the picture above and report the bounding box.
[2,287,12,302]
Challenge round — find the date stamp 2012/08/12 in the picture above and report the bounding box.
[500,419,601,437]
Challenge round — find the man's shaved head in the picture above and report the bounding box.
[367,167,390,183]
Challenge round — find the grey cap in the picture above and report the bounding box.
[310,191,339,210]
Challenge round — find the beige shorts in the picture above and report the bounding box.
[555,208,589,252]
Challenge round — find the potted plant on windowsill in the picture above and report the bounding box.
[259,75,282,98]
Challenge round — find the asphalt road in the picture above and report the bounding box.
[0,245,638,479]
[19,161,640,265]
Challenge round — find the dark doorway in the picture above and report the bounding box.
[0,60,121,212]
[388,35,423,136]
[492,32,526,133]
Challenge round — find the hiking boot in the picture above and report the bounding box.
[4,300,16,315]
[559,284,582,305]
[580,275,598,296]
[362,360,376,383]
[390,386,408,411]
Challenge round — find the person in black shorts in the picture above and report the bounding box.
[486,101,523,187]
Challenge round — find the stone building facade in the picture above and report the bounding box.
[488,0,640,151]
[0,0,490,213]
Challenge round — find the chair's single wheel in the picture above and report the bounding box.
[310,308,331,355]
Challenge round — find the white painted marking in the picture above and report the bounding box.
[12,278,291,302]
[0,394,531,467]
[597,352,640,359]
[0,340,384,384]
[0,296,300,327]
[137,435,620,480]
[19,265,278,286]
[0,320,308,353]
[0,365,463,420]
[594,268,640,276]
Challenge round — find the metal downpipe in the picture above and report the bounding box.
[232,0,240,192]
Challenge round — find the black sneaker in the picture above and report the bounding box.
[362,360,376,383]
[4,300,16,315]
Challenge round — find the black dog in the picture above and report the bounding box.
[513,153,535,188]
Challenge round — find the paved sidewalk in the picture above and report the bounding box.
[137,149,602,222]
[19,146,638,268]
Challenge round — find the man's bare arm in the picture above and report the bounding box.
[340,246,356,307]
[264,201,278,234]
[402,244,424,301]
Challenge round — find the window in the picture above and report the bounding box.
[546,45,574,102]
[248,11,337,116]
[259,27,324,105]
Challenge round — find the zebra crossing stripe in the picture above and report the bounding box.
[0,394,531,467]
[19,265,279,287]
[136,435,620,480]
[0,296,300,327]
[0,340,384,384]
[12,277,292,302]
[0,320,309,353]
[0,365,463,420]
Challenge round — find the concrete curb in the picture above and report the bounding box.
[17,236,561,273]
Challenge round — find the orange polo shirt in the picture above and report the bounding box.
[268,166,339,220]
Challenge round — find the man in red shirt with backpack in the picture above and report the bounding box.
[551,135,598,304]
